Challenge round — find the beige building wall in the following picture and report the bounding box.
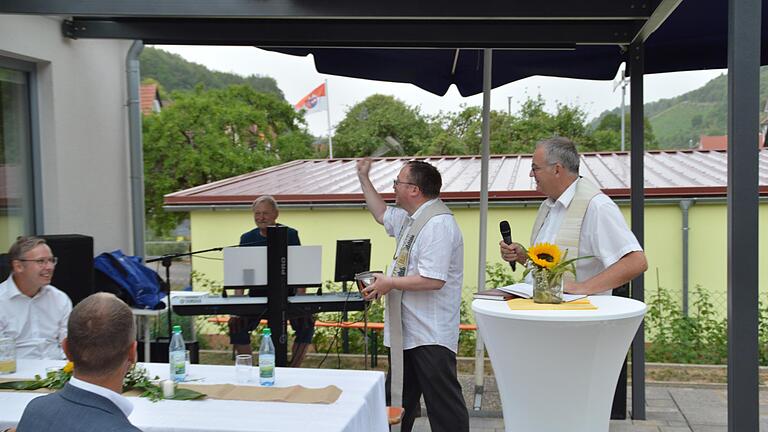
[189,201,768,315]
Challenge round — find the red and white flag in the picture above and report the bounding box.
[294,83,328,114]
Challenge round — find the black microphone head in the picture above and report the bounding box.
[499,220,511,236]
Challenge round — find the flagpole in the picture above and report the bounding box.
[325,79,333,159]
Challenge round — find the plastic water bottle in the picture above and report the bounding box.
[258,327,275,386]
[169,325,186,382]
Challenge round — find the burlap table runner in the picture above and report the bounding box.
[0,378,342,404]
[506,298,598,310]
[173,383,341,404]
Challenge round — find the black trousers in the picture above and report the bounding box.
[386,345,469,432]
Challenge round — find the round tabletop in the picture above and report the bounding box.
[472,295,646,322]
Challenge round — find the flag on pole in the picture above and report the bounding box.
[294,83,328,114]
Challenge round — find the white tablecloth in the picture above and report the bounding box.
[0,360,388,432]
[472,296,646,432]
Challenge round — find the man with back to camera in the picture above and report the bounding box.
[228,195,315,367]
[0,236,71,359]
[499,137,648,294]
[356,158,469,432]
[16,292,142,432]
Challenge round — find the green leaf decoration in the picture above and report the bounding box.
[1,364,206,402]
[172,387,207,400]
[0,380,44,391]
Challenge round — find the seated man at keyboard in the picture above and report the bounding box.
[229,195,315,367]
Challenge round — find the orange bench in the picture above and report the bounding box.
[207,316,476,331]
[207,316,477,367]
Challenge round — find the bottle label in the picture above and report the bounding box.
[259,355,275,378]
[170,351,186,376]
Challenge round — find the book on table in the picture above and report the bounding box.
[487,282,587,302]
[473,288,521,301]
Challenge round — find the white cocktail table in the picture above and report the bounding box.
[472,296,646,432]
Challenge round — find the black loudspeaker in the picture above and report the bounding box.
[0,253,10,282]
[334,239,371,282]
[40,234,95,306]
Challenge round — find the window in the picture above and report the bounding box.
[0,59,35,249]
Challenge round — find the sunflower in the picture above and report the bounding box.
[527,243,561,269]
[62,362,74,374]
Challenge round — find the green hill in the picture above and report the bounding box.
[648,101,721,149]
[139,47,284,99]
[593,67,768,149]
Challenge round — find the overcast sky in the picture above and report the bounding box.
[157,45,726,138]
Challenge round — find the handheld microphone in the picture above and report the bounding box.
[499,221,516,271]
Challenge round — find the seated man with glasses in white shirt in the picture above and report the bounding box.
[0,236,72,359]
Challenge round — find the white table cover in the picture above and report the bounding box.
[0,360,388,432]
[472,296,646,432]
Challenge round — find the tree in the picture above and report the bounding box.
[424,96,601,155]
[332,95,432,157]
[502,96,594,153]
[143,85,314,235]
[589,112,659,151]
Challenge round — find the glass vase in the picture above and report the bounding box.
[532,268,564,304]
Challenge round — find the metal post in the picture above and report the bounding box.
[507,96,512,116]
[325,79,333,159]
[726,0,761,429]
[628,40,646,420]
[620,82,627,152]
[472,48,492,411]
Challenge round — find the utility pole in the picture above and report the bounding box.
[507,96,513,115]
[613,65,630,152]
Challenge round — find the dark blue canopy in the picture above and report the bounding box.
[270,0,768,96]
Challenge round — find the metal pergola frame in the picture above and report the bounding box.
[0,1,760,428]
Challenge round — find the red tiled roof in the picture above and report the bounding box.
[140,84,160,115]
[699,134,764,150]
[164,149,768,206]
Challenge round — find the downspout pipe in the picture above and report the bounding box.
[127,40,145,257]
[680,198,693,316]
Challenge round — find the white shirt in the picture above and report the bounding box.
[0,275,72,359]
[383,200,464,352]
[532,180,643,295]
[69,376,134,417]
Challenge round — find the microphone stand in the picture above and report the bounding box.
[146,244,241,344]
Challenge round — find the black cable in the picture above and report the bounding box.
[317,291,353,369]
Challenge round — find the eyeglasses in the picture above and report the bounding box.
[530,162,556,173]
[393,179,418,188]
[17,257,58,266]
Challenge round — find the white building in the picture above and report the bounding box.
[0,14,140,254]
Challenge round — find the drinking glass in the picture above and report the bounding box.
[354,271,379,293]
[0,337,15,374]
[235,354,253,383]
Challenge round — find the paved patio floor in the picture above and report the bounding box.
[409,380,768,432]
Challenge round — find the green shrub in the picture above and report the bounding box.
[646,283,727,364]
[145,241,191,257]
[485,262,519,288]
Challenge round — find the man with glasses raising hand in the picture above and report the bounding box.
[356,158,468,432]
[0,236,71,359]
